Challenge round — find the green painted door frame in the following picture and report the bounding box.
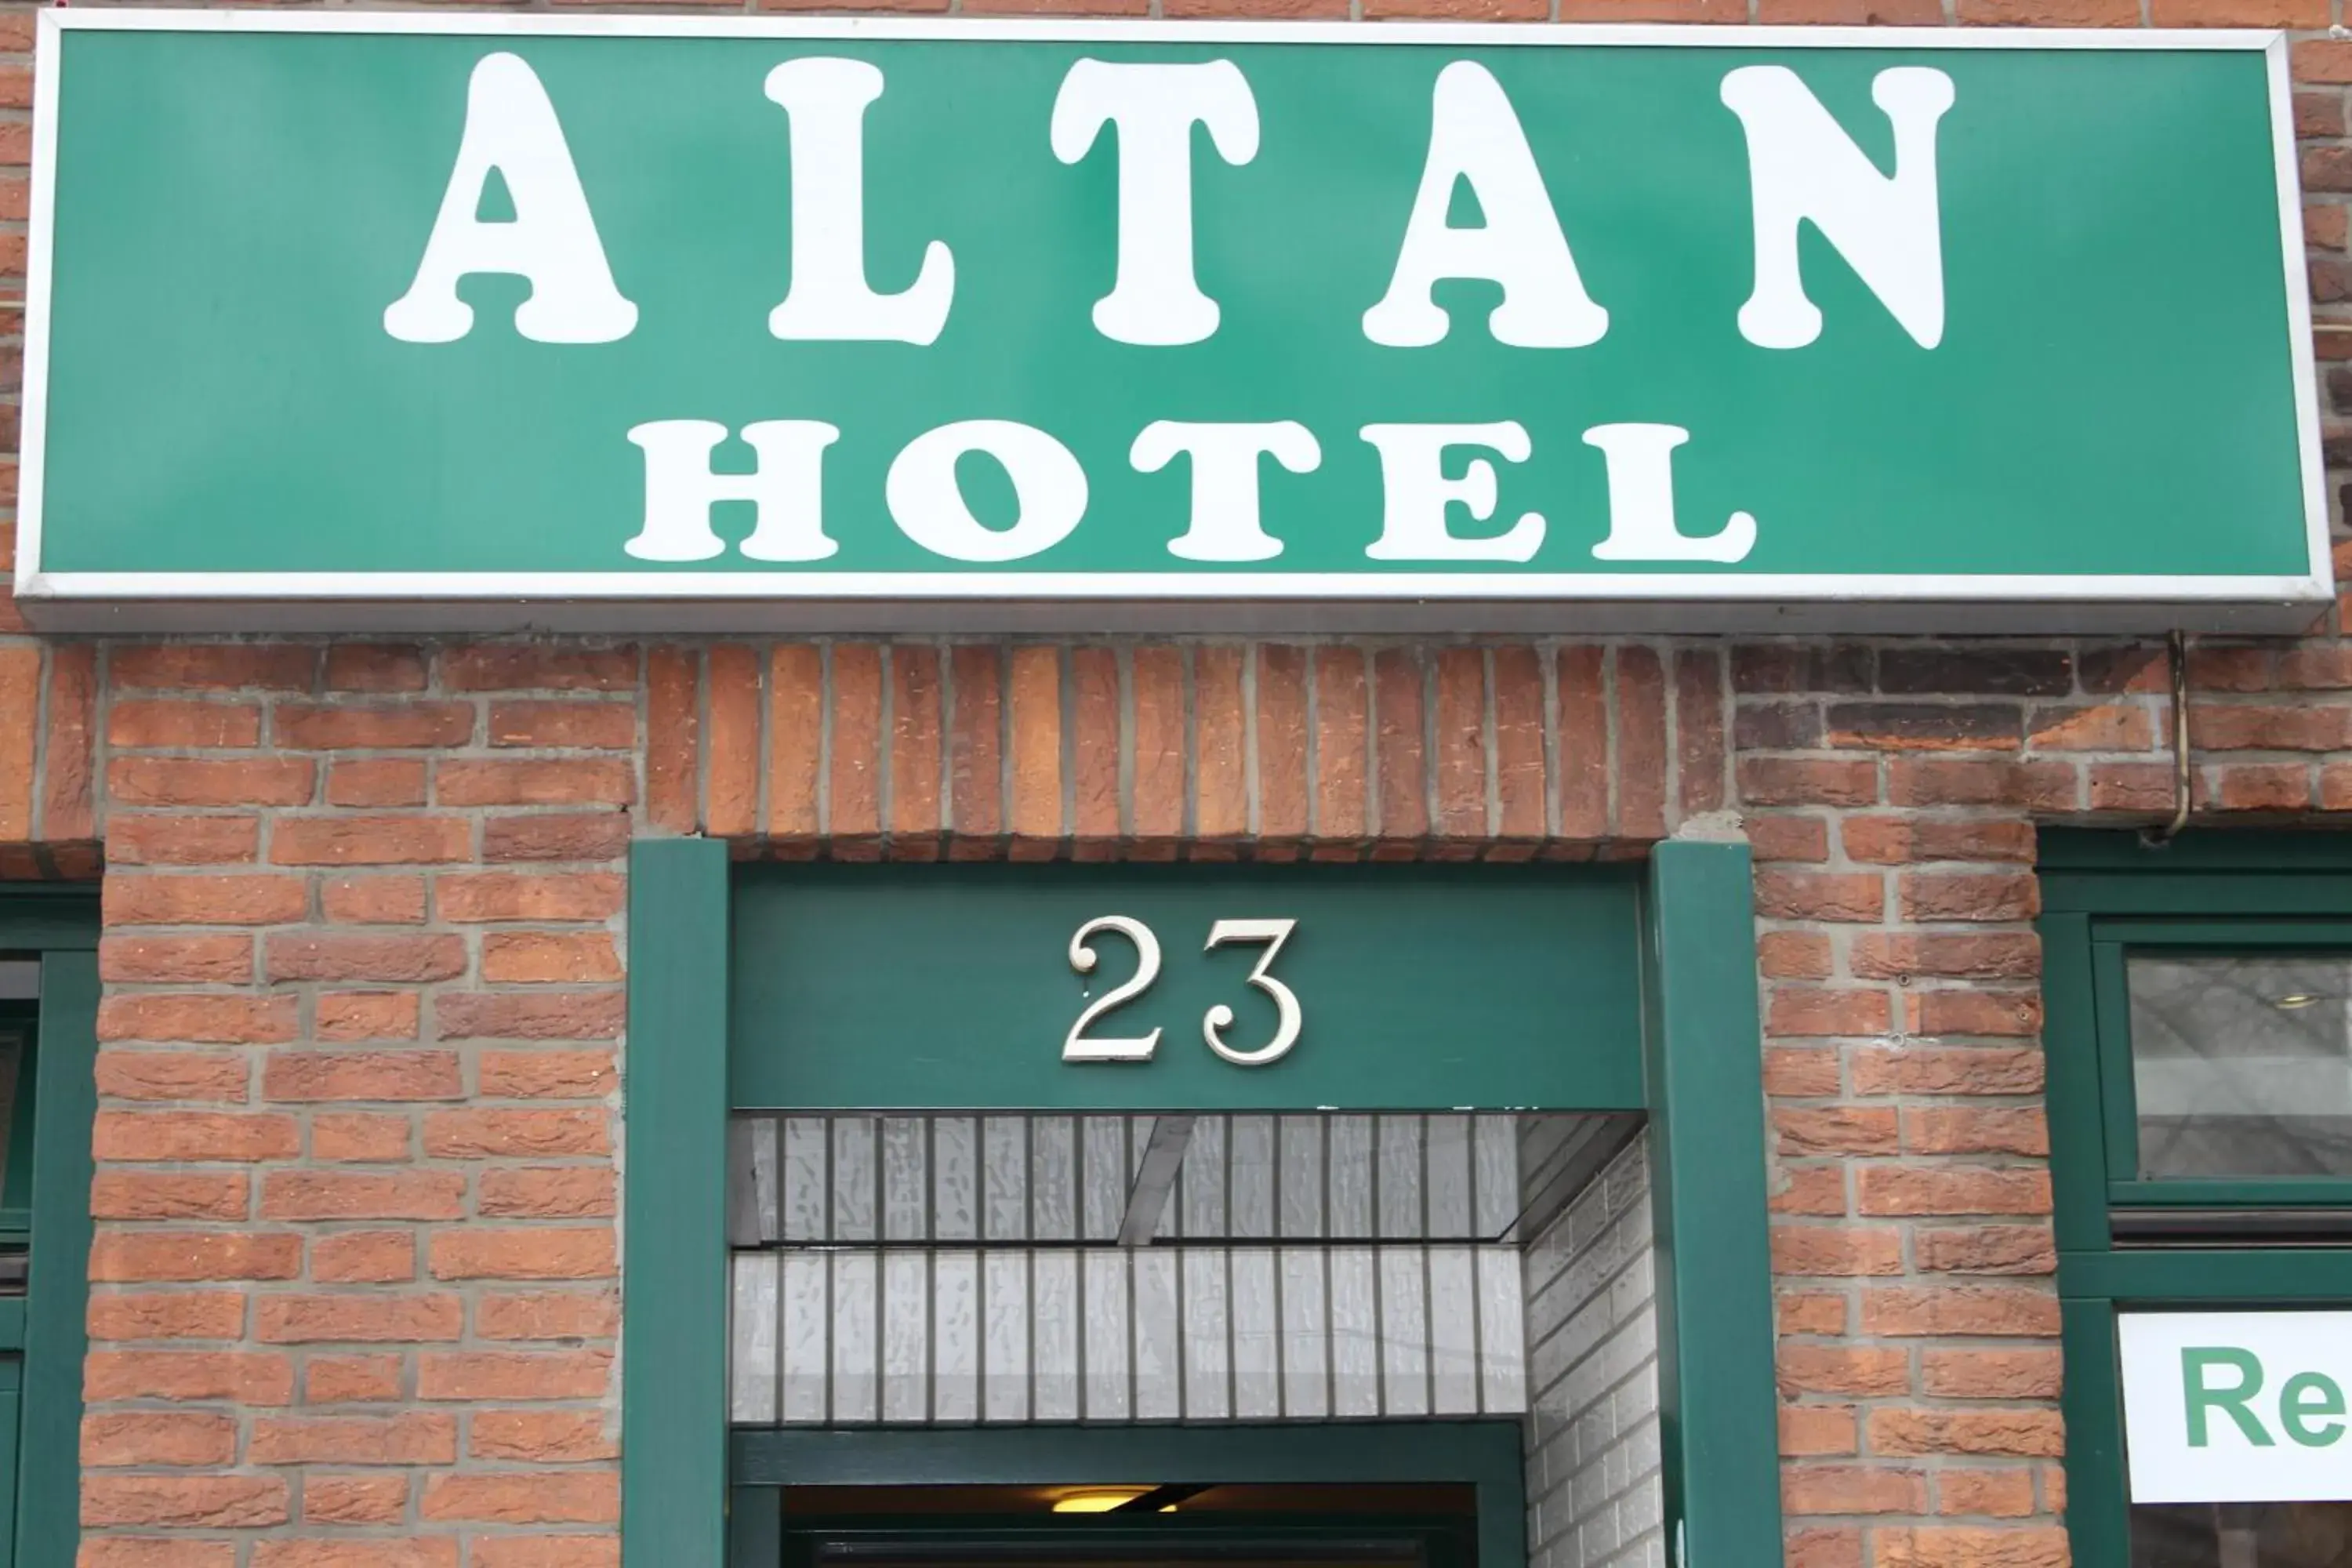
[0,889,103,1568]
[622,840,1780,1568]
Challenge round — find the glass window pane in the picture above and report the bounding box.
[2125,953,2352,1180]
[2132,1501,2352,1566]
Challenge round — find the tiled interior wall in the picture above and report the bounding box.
[1523,1135,1664,1568]
[726,1112,1534,1425]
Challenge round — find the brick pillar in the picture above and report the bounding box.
[1738,644,2082,1568]
[86,641,633,1566]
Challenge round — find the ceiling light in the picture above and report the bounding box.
[1051,1489,1151,1514]
[2274,993,2324,1010]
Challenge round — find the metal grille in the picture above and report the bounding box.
[727,1112,1629,1427]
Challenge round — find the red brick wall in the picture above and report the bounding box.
[89,642,630,1568]
[0,2,2335,1566]
[46,631,2327,1568]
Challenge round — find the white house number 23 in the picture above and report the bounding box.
[1065,916,1301,1068]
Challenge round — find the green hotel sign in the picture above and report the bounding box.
[19,13,2326,630]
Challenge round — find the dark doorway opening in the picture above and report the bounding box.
[771,1483,1480,1568]
[728,1425,1526,1568]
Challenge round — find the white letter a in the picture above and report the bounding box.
[384,53,637,345]
[1363,61,1607,350]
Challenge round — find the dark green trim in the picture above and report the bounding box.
[776,1514,1480,1568]
[2040,828,2352,877]
[2038,913,2109,1254]
[731,1420,1526,1486]
[0,1355,20,1568]
[731,1485,783,1567]
[2049,878,2352,916]
[622,839,732,1568]
[0,890,105,956]
[2088,942,2140,1189]
[1640,840,1780,1568]
[19,948,96,1568]
[731,1422,1523,1568]
[2089,916,2352,944]
[1469,1461,1522,1568]
[2107,1179,2352,1207]
[2058,1249,2352,1301]
[2059,1299,2128,1566]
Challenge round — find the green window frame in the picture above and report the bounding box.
[2088,920,2352,1212]
[2042,830,2352,1565]
[0,890,104,1568]
[622,840,1782,1568]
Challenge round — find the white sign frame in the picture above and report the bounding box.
[12,11,2329,634]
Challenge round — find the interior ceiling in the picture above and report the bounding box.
[728,1111,1638,1250]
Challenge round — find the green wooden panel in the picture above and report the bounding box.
[1639,840,1781,1568]
[2042,829,2352,877]
[2061,879,2352,916]
[730,1486,784,1568]
[2049,878,2352,916]
[2038,913,2111,1255]
[732,1421,1526,1487]
[2089,917,2352,945]
[0,1359,22,1568]
[731,864,1644,1111]
[0,892,104,956]
[17,950,95,1568]
[2060,1298,2129,1568]
[778,1517,1478,1568]
[1470,1462,1525,1568]
[2089,942,2142,1189]
[2060,1249,2352,1301]
[2107,1178,2352,1207]
[622,839,732,1568]
[0,1305,28,1356]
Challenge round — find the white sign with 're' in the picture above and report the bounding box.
[2121,1312,2352,1504]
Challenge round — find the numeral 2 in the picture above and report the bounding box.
[1063,916,1164,1062]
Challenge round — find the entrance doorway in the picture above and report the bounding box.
[725,1112,1650,1567]
[619,844,1780,1567]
